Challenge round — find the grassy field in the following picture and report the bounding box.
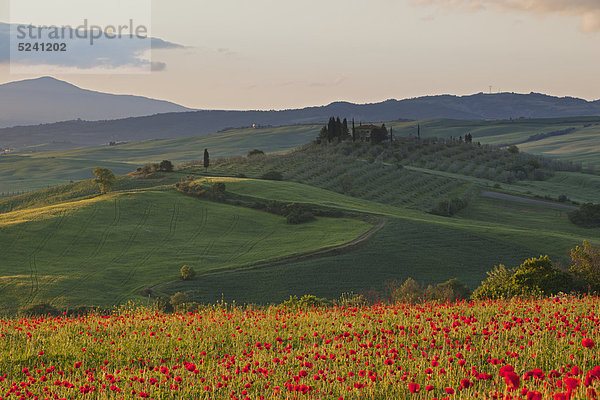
[154,176,600,304]
[3,116,600,195]
[388,117,600,166]
[0,187,370,313]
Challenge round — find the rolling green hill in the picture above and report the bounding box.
[2,131,600,312]
[0,186,370,313]
[3,117,600,196]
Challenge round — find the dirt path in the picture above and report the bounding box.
[150,218,387,292]
[480,191,577,210]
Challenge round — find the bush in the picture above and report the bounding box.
[19,302,60,316]
[180,265,196,280]
[472,256,571,300]
[247,149,265,157]
[568,203,600,228]
[262,170,283,181]
[170,292,189,308]
[425,279,470,302]
[281,295,331,309]
[159,160,174,172]
[570,241,600,291]
[558,194,569,202]
[507,145,519,154]
[286,209,315,224]
[390,278,423,304]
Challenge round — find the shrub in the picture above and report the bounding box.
[570,241,600,291]
[568,203,600,228]
[170,292,189,308]
[286,208,315,224]
[281,295,331,309]
[262,170,283,181]
[507,145,519,154]
[425,279,470,302]
[247,149,265,157]
[180,265,196,280]
[558,194,569,202]
[19,302,60,316]
[390,278,423,304]
[472,256,571,300]
[159,160,174,172]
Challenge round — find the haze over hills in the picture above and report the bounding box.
[1,76,600,149]
[0,77,193,128]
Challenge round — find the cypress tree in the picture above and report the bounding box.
[203,148,210,172]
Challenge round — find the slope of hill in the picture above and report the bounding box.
[1,139,600,310]
[0,77,193,128]
[0,184,370,313]
[1,87,599,149]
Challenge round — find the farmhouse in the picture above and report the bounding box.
[354,124,380,142]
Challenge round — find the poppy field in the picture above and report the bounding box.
[1,296,600,400]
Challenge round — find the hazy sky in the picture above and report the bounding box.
[0,0,598,109]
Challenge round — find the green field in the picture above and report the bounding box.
[3,117,600,196]
[0,187,370,313]
[2,124,600,312]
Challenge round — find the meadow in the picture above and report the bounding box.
[1,297,600,399]
[0,187,369,314]
[2,116,600,195]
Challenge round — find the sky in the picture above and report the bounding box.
[0,0,598,110]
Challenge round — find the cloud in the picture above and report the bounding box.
[413,0,600,32]
[0,22,185,70]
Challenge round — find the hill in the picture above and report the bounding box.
[0,76,192,128]
[2,138,600,311]
[1,89,599,149]
[0,181,370,313]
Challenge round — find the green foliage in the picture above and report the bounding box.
[180,265,196,280]
[471,264,519,300]
[262,170,283,181]
[203,148,210,171]
[569,203,600,228]
[18,302,60,316]
[370,124,389,144]
[170,292,189,308]
[570,241,600,290]
[425,278,471,302]
[286,207,315,224]
[159,160,174,172]
[390,278,424,304]
[473,256,571,300]
[507,145,520,154]
[248,149,265,157]
[281,294,331,309]
[92,167,116,193]
[512,255,571,296]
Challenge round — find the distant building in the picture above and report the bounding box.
[354,124,381,142]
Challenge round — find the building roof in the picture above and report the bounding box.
[355,124,381,130]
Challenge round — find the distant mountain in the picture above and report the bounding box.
[0,77,193,128]
[1,86,599,150]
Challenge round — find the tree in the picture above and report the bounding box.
[507,145,519,154]
[570,241,600,290]
[370,124,388,144]
[352,118,356,143]
[342,118,349,139]
[327,117,336,143]
[93,167,116,193]
[180,265,196,280]
[159,160,174,172]
[203,148,210,172]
